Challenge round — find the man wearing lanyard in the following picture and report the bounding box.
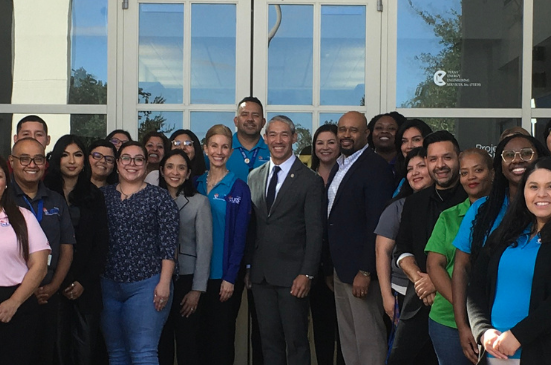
[225,96,269,365]
[9,138,75,365]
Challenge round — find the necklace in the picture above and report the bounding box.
[435,186,444,201]
[206,169,228,188]
[118,183,145,200]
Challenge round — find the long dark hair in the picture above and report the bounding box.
[44,134,97,207]
[470,134,550,265]
[310,123,338,171]
[486,157,551,254]
[0,156,29,261]
[394,119,433,176]
[392,147,427,201]
[89,139,118,185]
[169,129,206,178]
[159,149,197,197]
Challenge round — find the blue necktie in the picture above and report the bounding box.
[266,165,281,211]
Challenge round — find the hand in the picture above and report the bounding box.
[0,298,20,323]
[180,290,201,318]
[290,275,311,298]
[382,292,395,320]
[481,329,508,359]
[62,281,84,300]
[414,272,436,300]
[422,292,435,306]
[154,281,171,312]
[495,330,521,357]
[458,325,479,364]
[219,280,234,302]
[352,272,371,298]
[35,283,59,305]
[244,269,252,290]
[325,275,334,292]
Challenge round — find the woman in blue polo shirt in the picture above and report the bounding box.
[468,156,551,364]
[195,124,251,365]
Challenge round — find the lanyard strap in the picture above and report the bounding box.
[23,196,43,223]
[238,147,260,170]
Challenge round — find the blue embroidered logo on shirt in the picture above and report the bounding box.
[44,207,60,216]
[228,196,241,204]
[213,194,226,201]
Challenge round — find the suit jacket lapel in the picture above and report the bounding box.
[330,148,371,214]
[269,158,301,214]
[256,163,270,214]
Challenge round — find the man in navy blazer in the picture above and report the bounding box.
[248,115,324,365]
[326,111,395,365]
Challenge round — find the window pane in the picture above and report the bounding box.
[267,112,312,157]
[69,1,108,104]
[319,113,343,126]
[532,0,551,108]
[320,6,365,106]
[190,111,235,143]
[191,4,236,104]
[138,111,182,142]
[268,5,313,105]
[71,114,107,146]
[139,4,184,104]
[397,0,523,108]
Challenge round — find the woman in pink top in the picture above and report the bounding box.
[0,156,50,364]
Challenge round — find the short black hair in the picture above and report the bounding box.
[106,129,132,142]
[16,115,48,134]
[237,96,264,116]
[423,130,460,155]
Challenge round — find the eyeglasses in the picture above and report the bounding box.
[501,148,535,163]
[171,140,194,148]
[91,152,115,165]
[109,138,129,146]
[119,155,146,166]
[11,155,46,166]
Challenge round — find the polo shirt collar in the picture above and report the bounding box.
[11,179,49,201]
[232,133,267,152]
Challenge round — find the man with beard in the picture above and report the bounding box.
[326,111,395,365]
[388,130,467,365]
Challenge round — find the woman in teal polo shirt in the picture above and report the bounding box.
[195,124,251,365]
[425,148,494,365]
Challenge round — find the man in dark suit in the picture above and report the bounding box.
[326,111,395,365]
[248,115,324,365]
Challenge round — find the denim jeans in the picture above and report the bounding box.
[428,318,471,365]
[101,274,173,365]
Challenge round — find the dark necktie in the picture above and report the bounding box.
[266,165,281,212]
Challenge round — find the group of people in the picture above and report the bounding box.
[1,97,551,365]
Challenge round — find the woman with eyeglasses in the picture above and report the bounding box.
[157,149,213,365]
[100,141,179,365]
[0,156,50,365]
[468,156,551,364]
[169,129,206,179]
[451,134,549,363]
[106,130,132,151]
[43,134,109,365]
[89,139,118,188]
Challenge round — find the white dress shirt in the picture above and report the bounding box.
[265,154,296,200]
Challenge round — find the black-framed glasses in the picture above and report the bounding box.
[119,155,146,166]
[11,155,46,166]
[501,148,535,163]
[171,140,194,148]
[109,138,129,146]
[91,152,115,165]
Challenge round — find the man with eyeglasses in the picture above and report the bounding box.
[9,138,75,365]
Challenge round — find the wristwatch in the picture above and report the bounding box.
[304,274,315,280]
[359,270,371,277]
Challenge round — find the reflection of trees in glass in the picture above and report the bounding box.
[294,123,312,155]
[402,0,461,133]
[69,67,107,145]
[137,88,174,141]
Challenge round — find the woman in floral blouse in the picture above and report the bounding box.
[100,141,179,365]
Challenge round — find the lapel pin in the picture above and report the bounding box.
[291,174,294,178]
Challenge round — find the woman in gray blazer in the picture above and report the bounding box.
[157,149,213,365]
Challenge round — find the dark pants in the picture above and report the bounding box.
[0,285,40,365]
[56,296,101,365]
[198,279,240,365]
[159,275,201,365]
[252,282,310,365]
[31,292,60,365]
[310,276,344,365]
